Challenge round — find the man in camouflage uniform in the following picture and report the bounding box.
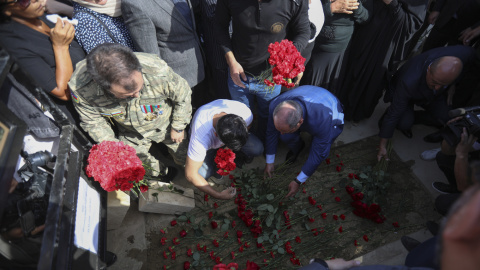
[69,44,192,178]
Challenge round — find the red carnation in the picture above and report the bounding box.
[321,213,327,219]
[211,221,218,229]
[295,236,301,243]
[336,166,342,172]
[345,185,355,194]
[208,212,213,219]
[308,196,316,205]
[172,238,179,245]
[187,249,193,256]
[392,222,400,228]
[171,220,177,226]
[239,246,244,252]
[333,215,338,220]
[231,251,235,259]
[232,221,236,228]
[180,230,187,238]
[339,226,343,233]
[363,235,369,242]
[204,194,209,201]
[317,204,323,210]
[340,214,346,220]
[309,217,315,223]
[331,187,336,193]
[163,251,168,259]
[213,239,219,247]
[335,197,341,202]
[214,202,219,209]
[139,185,149,193]
[354,240,358,246]
[237,230,243,238]
[160,229,166,234]
[171,251,176,260]
[325,158,331,164]
[184,261,191,270]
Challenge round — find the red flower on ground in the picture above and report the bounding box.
[336,165,342,172]
[363,235,369,242]
[211,221,218,229]
[333,215,338,220]
[246,261,260,270]
[331,187,336,193]
[163,251,168,259]
[215,257,222,264]
[321,213,327,219]
[171,251,176,260]
[160,229,166,234]
[237,230,243,238]
[295,236,301,243]
[308,196,316,205]
[335,196,341,202]
[187,249,193,256]
[204,194,209,201]
[208,211,213,219]
[239,246,244,252]
[232,221,236,228]
[171,220,177,226]
[223,231,229,238]
[180,230,187,238]
[213,239,219,247]
[339,226,343,233]
[345,185,355,194]
[317,205,322,210]
[354,240,358,246]
[214,202,219,209]
[392,222,400,228]
[184,261,191,270]
[160,237,166,245]
[325,158,331,164]
[231,251,235,259]
[340,214,346,220]
[302,188,306,193]
[172,238,179,245]
[309,217,315,223]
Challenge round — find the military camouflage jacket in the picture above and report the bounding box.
[68,53,192,143]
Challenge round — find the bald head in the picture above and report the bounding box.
[273,101,303,134]
[427,56,463,91]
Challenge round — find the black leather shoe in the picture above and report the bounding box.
[104,251,117,267]
[150,166,178,183]
[285,140,305,165]
[432,182,460,194]
[426,221,439,236]
[401,236,421,252]
[423,131,443,143]
[399,129,413,139]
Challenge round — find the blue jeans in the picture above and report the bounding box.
[227,72,281,142]
[198,133,264,179]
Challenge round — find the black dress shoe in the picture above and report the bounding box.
[432,182,460,194]
[423,131,443,143]
[104,251,117,267]
[285,140,305,165]
[401,236,421,252]
[399,129,413,138]
[150,166,178,183]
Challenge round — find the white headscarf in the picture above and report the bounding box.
[73,0,122,17]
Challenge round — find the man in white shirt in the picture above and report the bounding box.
[185,99,264,199]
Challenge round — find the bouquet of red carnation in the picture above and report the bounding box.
[86,141,149,194]
[214,148,236,176]
[262,39,305,88]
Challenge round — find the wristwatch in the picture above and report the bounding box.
[173,128,184,133]
[294,178,303,185]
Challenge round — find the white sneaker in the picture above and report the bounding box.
[420,148,441,161]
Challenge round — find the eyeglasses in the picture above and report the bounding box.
[0,0,31,9]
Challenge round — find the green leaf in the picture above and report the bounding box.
[257,237,264,244]
[278,247,285,254]
[273,244,278,250]
[267,205,274,212]
[266,214,274,227]
[168,184,174,190]
[221,224,229,231]
[272,230,279,239]
[224,219,231,224]
[277,239,284,246]
[299,209,307,215]
[177,215,188,222]
[193,252,200,261]
[195,229,203,237]
[359,173,368,179]
[266,194,275,200]
[368,191,374,197]
[305,223,310,230]
[257,204,269,211]
[192,261,199,266]
[269,239,273,244]
[352,179,361,186]
[263,235,270,241]
[190,216,196,223]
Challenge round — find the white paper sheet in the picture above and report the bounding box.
[74,177,100,254]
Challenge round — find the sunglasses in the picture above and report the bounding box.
[0,0,31,9]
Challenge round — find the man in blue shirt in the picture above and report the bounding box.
[264,86,344,197]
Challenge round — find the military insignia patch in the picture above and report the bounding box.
[271,22,284,34]
[71,91,79,103]
[141,105,163,120]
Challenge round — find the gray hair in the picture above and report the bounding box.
[273,100,303,129]
[86,43,142,92]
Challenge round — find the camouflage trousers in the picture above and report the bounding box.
[119,128,188,177]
